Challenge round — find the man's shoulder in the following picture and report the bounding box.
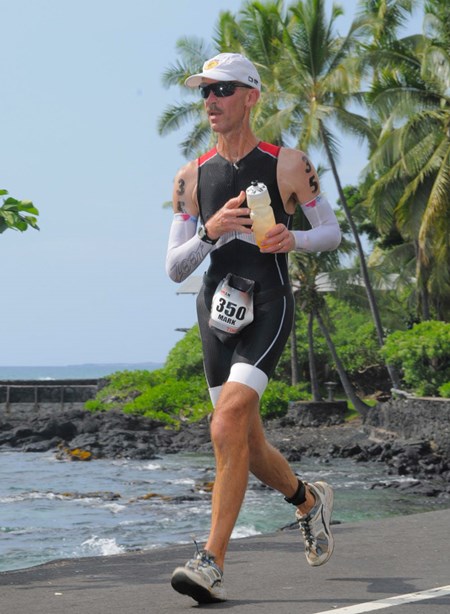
[175,158,198,180]
[277,146,312,172]
[258,143,308,166]
[257,141,281,158]
[198,146,218,167]
[278,145,306,160]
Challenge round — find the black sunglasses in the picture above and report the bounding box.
[199,81,253,99]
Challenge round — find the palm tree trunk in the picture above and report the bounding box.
[290,318,299,386]
[314,308,370,418]
[319,121,401,389]
[308,311,322,401]
[415,242,431,321]
[421,282,431,321]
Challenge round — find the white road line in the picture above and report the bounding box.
[317,584,450,613]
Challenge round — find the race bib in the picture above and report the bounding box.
[209,274,254,336]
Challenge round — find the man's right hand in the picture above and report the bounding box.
[205,191,252,241]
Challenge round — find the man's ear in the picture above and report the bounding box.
[245,88,260,109]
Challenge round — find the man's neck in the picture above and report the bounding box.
[216,131,259,164]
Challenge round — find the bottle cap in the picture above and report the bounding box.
[246,181,267,197]
[246,181,270,208]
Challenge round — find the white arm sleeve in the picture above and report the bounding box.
[292,194,341,252]
[165,213,214,283]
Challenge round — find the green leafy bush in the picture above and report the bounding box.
[260,381,309,419]
[85,368,211,425]
[85,369,163,413]
[86,364,307,424]
[381,321,450,396]
[164,326,204,379]
[84,399,106,412]
[123,376,211,423]
[324,296,380,373]
[438,382,450,399]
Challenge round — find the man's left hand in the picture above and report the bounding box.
[259,224,295,253]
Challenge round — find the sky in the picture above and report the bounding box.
[1,0,424,367]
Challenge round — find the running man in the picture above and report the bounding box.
[165,52,341,604]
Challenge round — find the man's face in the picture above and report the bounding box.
[199,79,258,134]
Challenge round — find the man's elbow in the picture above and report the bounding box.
[166,267,186,284]
[165,257,185,284]
[320,224,341,252]
[329,225,342,251]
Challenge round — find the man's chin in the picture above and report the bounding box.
[209,120,222,133]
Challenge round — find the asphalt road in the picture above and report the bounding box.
[1,508,449,613]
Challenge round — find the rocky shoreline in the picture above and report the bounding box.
[1,399,450,501]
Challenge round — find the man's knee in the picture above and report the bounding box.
[210,404,245,450]
[209,387,256,450]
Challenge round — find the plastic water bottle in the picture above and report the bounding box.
[246,181,276,247]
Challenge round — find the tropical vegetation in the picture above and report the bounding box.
[381,321,450,396]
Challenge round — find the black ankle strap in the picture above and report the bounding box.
[284,479,306,506]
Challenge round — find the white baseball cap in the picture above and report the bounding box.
[185,53,261,91]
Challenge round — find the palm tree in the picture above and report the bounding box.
[275,0,402,386]
[289,201,371,415]
[289,249,371,415]
[364,0,450,320]
[356,0,419,46]
[290,251,325,400]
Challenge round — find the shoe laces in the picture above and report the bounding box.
[297,491,321,544]
[192,538,218,569]
[299,515,315,547]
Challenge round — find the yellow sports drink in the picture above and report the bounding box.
[246,181,276,247]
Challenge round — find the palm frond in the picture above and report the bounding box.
[157,101,203,136]
[179,123,213,159]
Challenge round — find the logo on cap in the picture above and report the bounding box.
[204,60,220,71]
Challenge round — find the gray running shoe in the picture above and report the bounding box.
[296,481,334,566]
[171,549,227,603]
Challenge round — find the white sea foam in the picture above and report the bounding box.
[142,463,162,471]
[75,535,125,557]
[171,478,195,486]
[231,525,260,539]
[0,491,61,503]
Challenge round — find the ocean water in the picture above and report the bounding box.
[0,362,162,381]
[1,450,449,573]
